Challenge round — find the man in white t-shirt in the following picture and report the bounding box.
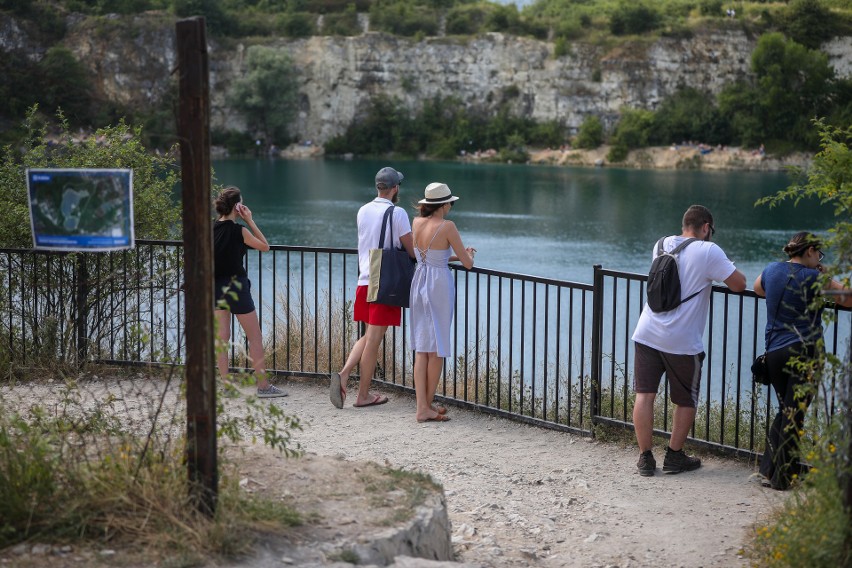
[632,205,746,476]
[330,167,415,409]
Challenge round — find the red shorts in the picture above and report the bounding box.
[354,285,401,327]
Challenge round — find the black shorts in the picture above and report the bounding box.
[214,276,256,315]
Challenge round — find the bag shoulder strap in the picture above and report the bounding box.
[376,205,395,249]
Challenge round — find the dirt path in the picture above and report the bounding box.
[266,378,786,567]
[1,375,788,567]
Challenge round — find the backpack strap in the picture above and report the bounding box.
[376,205,395,249]
[670,237,697,255]
[654,237,698,257]
[670,237,699,303]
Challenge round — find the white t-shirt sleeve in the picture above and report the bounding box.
[392,207,412,244]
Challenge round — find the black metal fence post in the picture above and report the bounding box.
[75,253,88,367]
[590,264,603,431]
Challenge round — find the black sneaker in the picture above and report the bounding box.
[662,446,701,474]
[637,450,656,477]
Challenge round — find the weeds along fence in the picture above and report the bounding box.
[1,242,850,457]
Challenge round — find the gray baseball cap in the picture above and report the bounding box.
[375,167,404,187]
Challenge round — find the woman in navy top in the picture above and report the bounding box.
[753,232,851,489]
[214,186,286,398]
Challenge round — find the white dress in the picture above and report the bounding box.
[409,224,454,357]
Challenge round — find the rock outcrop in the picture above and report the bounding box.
[3,12,851,145]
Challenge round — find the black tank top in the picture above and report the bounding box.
[213,220,248,279]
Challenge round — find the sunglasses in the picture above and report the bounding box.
[817,249,825,263]
[707,223,716,236]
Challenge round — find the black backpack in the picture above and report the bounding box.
[646,237,698,313]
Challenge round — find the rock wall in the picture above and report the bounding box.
[3,12,851,144]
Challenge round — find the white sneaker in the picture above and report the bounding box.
[257,385,288,398]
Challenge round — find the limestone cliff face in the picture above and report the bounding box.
[3,13,851,144]
[260,29,759,141]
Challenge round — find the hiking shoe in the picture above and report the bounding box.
[257,385,288,398]
[662,446,701,474]
[637,450,656,477]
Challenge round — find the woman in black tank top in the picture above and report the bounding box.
[213,187,286,398]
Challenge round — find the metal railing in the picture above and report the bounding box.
[2,242,850,457]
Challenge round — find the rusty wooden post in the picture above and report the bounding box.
[176,16,217,516]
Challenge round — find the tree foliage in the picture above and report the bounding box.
[719,32,836,149]
[0,108,181,248]
[228,46,300,146]
[651,87,729,146]
[606,107,654,162]
[780,0,837,50]
[324,94,565,161]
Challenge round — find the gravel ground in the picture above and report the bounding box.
[275,377,786,567]
[1,374,788,567]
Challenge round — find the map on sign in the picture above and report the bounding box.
[27,168,135,251]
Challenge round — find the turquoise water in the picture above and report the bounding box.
[212,158,833,285]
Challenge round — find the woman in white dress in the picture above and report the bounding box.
[409,183,476,422]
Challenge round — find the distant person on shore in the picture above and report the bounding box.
[213,186,287,398]
[632,205,746,476]
[330,167,415,409]
[752,232,852,490]
[409,183,476,422]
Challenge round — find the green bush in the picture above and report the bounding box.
[321,5,362,36]
[575,115,604,149]
[553,37,570,57]
[699,0,724,16]
[212,128,256,156]
[369,1,439,37]
[445,5,488,35]
[609,107,655,150]
[607,142,629,162]
[609,2,661,36]
[486,4,523,34]
[652,87,729,145]
[277,12,317,37]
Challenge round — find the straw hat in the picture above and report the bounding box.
[418,182,459,205]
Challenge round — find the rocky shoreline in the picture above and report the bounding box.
[274,142,812,172]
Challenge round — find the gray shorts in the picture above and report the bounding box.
[633,342,705,408]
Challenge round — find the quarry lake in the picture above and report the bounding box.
[212,157,836,285]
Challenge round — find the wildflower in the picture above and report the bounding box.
[828,443,836,453]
